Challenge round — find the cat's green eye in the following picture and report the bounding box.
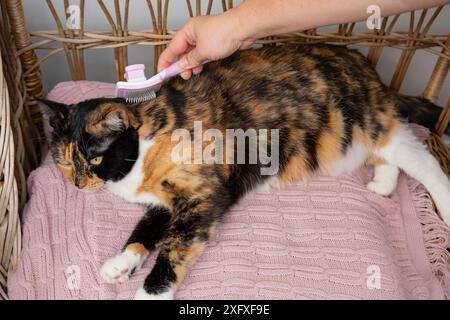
[90,156,103,166]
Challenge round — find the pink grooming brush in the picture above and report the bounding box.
[115,62,186,103]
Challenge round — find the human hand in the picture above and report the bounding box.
[158,0,448,80]
[157,11,255,80]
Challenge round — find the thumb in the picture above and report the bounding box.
[179,49,205,69]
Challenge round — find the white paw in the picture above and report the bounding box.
[134,287,174,300]
[367,180,396,196]
[100,251,146,284]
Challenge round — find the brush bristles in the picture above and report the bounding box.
[124,91,156,103]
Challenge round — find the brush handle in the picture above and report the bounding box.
[156,62,185,81]
[124,60,210,86]
[153,60,210,82]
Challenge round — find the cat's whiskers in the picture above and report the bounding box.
[116,169,128,178]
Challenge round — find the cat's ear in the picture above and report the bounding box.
[36,97,70,131]
[90,103,131,135]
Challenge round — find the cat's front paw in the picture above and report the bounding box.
[134,287,174,300]
[100,251,145,284]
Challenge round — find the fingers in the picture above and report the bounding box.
[157,17,209,79]
[180,65,202,80]
[158,46,179,72]
[192,65,203,75]
[179,46,196,80]
[157,30,191,72]
[180,70,192,80]
[178,49,206,69]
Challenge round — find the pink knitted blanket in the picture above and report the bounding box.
[8,81,450,300]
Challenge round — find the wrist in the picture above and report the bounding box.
[224,6,259,42]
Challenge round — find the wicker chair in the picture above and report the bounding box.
[0,0,449,300]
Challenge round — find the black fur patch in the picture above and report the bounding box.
[91,128,139,181]
[125,206,171,251]
[164,84,187,128]
[143,254,177,294]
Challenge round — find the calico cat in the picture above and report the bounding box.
[39,44,450,300]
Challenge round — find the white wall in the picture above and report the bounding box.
[23,1,450,106]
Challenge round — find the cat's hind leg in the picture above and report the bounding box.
[100,206,170,284]
[374,124,450,225]
[367,163,399,196]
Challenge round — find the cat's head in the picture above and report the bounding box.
[38,98,140,190]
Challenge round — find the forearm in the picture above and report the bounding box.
[231,0,450,39]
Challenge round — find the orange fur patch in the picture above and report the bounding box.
[126,243,149,256]
[277,129,311,184]
[79,173,104,190]
[170,241,206,290]
[57,164,75,184]
[86,103,138,136]
[317,110,344,170]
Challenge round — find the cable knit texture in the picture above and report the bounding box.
[7,81,450,300]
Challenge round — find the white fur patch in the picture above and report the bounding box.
[134,287,174,300]
[375,125,450,225]
[100,250,148,284]
[105,138,163,206]
[253,176,281,193]
[323,143,369,176]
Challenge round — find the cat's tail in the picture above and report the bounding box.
[394,94,449,135]
[374,124,450,226]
